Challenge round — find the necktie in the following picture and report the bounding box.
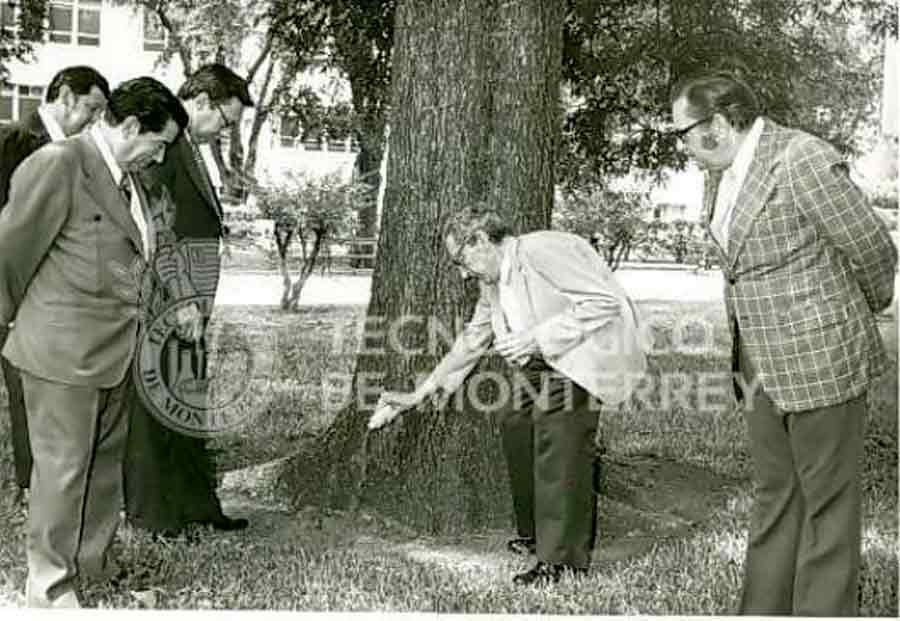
[119,174,133,205]
[120,173,152,257]
[711,169,736,250]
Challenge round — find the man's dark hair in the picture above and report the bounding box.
[104,77,189,134]
[177,63,254,107]
[45,65,110,103]
[670,73,761,131]
[446,202,514,245]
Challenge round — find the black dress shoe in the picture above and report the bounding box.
[512,561,587,586]
[209,516,249,532]
[506,537,536,555]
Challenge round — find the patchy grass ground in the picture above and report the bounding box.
[0,300,895,614]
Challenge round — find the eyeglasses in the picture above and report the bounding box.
[215,103,234,130]
[450,243,468,269]
[671,116,712,141]
[449,234,476,271]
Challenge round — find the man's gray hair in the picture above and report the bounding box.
[445,203,513,245]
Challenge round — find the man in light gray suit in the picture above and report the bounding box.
[371,207,649,586]
[0,77,191,608]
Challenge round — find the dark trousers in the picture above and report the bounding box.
[499,359,598,569]
[0,325,32,489]
[124,331,225,533]
[737,345,865,616]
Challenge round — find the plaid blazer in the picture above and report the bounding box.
[703,118,897,412]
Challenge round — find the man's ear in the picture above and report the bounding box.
[194,92,211,109]
[121,115,141,138]
[473,230,490,245]
[710,112,734,142]
[56,84,75,109]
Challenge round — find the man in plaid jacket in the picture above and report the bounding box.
[670,73,896,615]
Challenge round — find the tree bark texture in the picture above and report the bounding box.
[282,0,563,535]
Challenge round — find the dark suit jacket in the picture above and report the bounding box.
[0,111,51,211]
[0,133,146,388]
[140,134,225,310]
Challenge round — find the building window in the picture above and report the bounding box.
[49,0,101,46]
[0,84,45,125]
[143,9,166,52]
[0,87,13,125]
[1,3,16,32]
[1,3,42,42]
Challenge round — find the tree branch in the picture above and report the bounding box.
[246,29,275,84]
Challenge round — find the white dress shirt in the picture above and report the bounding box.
[711,116,765,250]
[89,125,151,258]
[497,239,532,335]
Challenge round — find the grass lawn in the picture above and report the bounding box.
[0,300,896,614]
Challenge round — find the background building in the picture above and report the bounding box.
[0,1,357,194]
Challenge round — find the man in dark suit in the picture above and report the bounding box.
[125,63,253,537]
[0,77,189,608]
[0,66,110,505]
[670,73,896,615]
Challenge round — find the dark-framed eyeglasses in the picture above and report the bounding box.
[450,243,468,270]
[671,116,713,141]
[449,233,477,270]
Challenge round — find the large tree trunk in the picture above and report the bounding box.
[281,0,563,534]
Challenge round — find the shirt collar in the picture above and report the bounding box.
[89,124,125,186]
[499,237,518,285]
[724,116,765,181]
[37,105,66,142]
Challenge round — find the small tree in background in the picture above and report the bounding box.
[0,0,46,80]
[255,172,362,311]
[553,186,654,270]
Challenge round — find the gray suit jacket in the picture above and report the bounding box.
[0,133,146,388]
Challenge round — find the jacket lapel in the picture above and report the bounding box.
[176,135,224,220]
[725,120,783,267]
[131,179,157,256]
[76,134,144,253]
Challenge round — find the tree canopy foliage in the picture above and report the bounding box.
[559,0,895,189]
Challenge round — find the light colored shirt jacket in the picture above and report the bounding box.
[420,230,650,406]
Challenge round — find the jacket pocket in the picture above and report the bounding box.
[779,295,850,335]
[93,214,105,294]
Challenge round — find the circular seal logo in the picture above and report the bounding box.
[133,294,273,438]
